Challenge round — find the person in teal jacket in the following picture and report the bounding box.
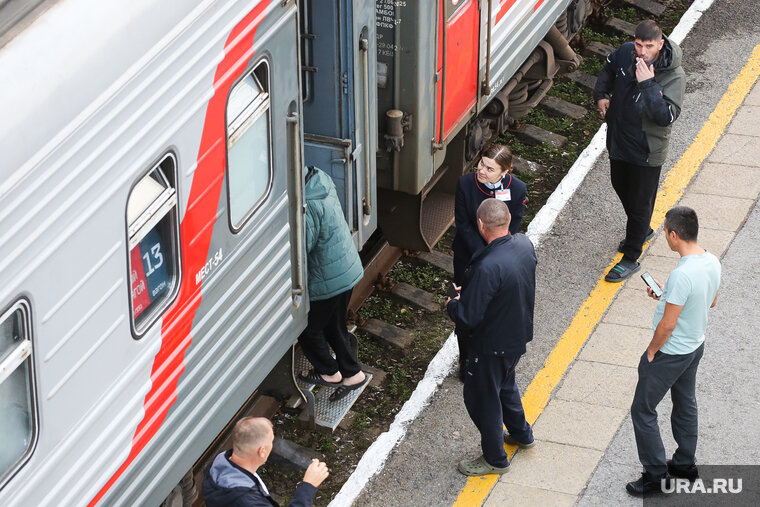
[297,167,367,401]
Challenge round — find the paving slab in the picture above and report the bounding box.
[746,82,760,106]
[555,360,637,410]
[637,254,680,285]
[647,226,734,259]
[707,133,760,167]
[484,482,576,507]
[603,288,659,328]
[578,323,652,368]
[690,161,760,199]
[497,440,602,495]
[726,105,760,136]
[532,399,627,451]
[677,193,755,231]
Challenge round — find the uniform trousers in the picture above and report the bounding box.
[297,288,361,378]
[631,344,704,477]
[463,353,532,468]
[610,159,662,261]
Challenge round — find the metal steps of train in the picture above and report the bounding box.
[294,347,372,432]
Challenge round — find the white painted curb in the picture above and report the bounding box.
[329,1,715,505]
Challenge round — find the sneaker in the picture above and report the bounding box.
[667,459,699,480]
[618,229,656,253]
[503,430,536,449]
[626,472,669,496]
[605,258,641,282]
[457,455,510,476]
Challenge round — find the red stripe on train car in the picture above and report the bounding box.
[88,1,272,504]
[495,0,518,25]
[534,0,545,12]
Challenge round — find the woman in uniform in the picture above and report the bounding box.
[451,143,527,379]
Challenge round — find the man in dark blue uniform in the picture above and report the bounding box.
[446,198,537,476]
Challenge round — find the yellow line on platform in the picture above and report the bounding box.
[452,42,760,507]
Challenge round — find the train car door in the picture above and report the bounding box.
[436,0,480,142]
[300,0,377,247]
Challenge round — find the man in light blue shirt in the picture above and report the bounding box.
[626,206,720,496]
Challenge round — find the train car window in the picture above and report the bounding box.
[226,62,272,231]
[127,154,180,336]
[0,300,37,487]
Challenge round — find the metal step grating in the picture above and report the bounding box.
[294,347,371,432]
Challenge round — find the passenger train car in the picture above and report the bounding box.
[0,0,590,504]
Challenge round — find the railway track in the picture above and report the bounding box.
[183,1,693,505]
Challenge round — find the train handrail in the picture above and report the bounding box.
[359,27,372,223]
[287,111,305,307]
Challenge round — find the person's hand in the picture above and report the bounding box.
[303,459,329,487]
[597,98,610,118]
[635,57,655,82]
[646,349,656,363]
[646,279,663,300]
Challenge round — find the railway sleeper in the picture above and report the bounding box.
[513,156,550,177]
[605,17,637,37]
[389,281,440,313]
[583,40,615,61]
[622,0,666,17]
[511,123,568,149]
[360,318,414,350]
[408,250,455,277]
[539,95,588,120]
[565,70,598,93]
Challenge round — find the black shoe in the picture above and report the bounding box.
[626,472,669,496]
[605,258,641,282]
[667,459,699,480]
[618,229,656,253]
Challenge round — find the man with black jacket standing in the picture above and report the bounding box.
[446,198,537,476]
[594,20,685,282]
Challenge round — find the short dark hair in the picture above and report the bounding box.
[481,143,513,173]
[477,198,511,230]
[664,206,699,242]
[635,20,662,42]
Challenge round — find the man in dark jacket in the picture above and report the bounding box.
[446,198,537,476]
[202,417,328,507]
[594,20,685,282]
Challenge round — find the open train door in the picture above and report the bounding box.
[300,0,378,248]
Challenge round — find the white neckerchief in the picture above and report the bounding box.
[483,179,503,191]
[253,472,270,497]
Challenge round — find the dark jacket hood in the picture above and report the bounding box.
[202,451,259,506]
[654,37,682,72]
[305,166,331,200]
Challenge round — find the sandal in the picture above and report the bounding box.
[605,259,640,282]
[457,455,510,476]
[329,375,369,402]
[298,369,341,387]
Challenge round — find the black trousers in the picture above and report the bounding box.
[610,159,662,261]
[297,289,362,378]
[463,353,532,468]
[631,344,704,477]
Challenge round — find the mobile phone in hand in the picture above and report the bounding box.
[447,283,459,299]
[641,271,662,298]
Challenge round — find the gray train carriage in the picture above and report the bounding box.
[376,0,590,250]
[0,0,379,504]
